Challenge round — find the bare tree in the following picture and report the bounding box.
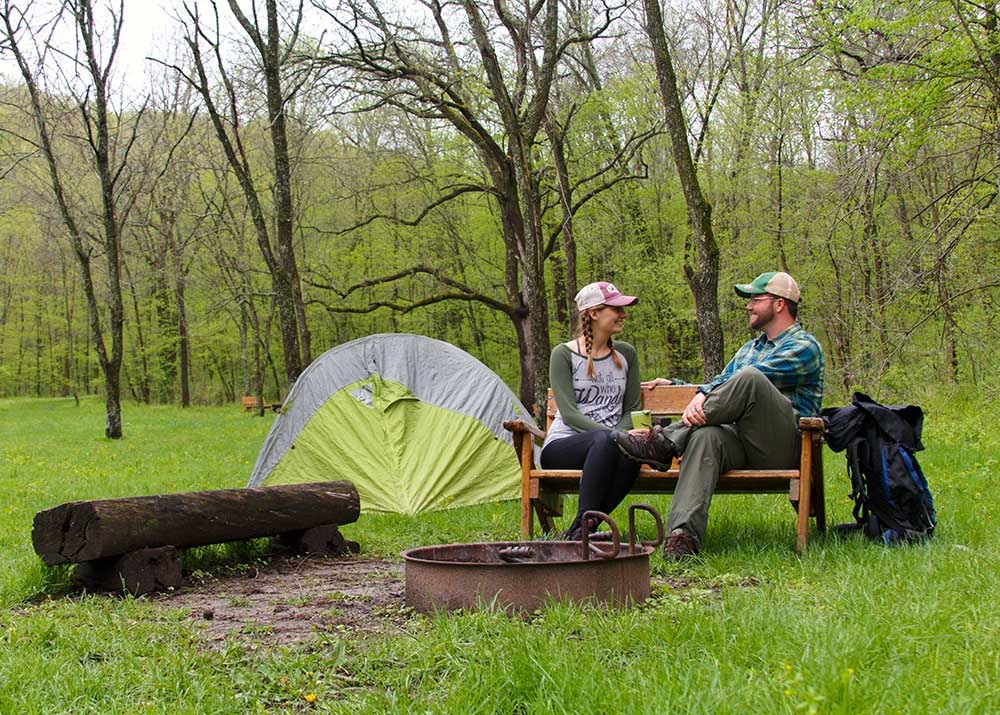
[130,68,201,406]
[1,0,149,437]
[312,0,633,415]
[543,3,659,327]
[167,0,313,388]
[642,0,724,376]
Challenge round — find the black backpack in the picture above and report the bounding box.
[821,392,936,544]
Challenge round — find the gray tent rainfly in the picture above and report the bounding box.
[247,333,534,515]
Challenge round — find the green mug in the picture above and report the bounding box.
[630,410,652,430]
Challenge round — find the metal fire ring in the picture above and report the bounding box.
[402,503,665,613]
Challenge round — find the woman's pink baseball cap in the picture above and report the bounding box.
[574,281,638,312]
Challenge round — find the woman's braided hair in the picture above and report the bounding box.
[577,308,623,378]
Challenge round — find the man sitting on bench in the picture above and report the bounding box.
[613,271,825,559]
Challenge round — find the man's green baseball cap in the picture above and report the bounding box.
[734,271,801,302]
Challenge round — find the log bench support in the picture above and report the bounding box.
[274,524,361,557]
[506,385,826,554]
[74,546,183,595]
[32,481,361,595]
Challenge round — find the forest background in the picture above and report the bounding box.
[2,0,998,438]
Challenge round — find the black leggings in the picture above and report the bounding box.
[540,430,640,525]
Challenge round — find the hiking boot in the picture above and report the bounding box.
[560,524,584,541]
[559,514,587,541]
[612,426,677,469]
[560,516,609,541]
[662,528,699,560]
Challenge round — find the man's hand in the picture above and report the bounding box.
[682,391,707,427]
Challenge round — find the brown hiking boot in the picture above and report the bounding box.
[560,515,615,541]
[662,528,699,560]
[560,515,592,541]
[612,426,677,469]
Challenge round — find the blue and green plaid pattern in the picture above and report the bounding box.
[700,323,825,418]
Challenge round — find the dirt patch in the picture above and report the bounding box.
[147,559,760,649]
[153,555,408,649]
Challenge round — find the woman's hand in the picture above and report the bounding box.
[641,377,673,389]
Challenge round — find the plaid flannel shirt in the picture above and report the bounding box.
[699,323,825,418]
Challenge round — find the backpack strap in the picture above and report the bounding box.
[846,439,869,524]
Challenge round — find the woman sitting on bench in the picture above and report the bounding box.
[540,281,643,540]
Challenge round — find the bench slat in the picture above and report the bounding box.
[531,469,800,479]
[640,384,698,414]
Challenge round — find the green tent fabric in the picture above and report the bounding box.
[263,375,520,513]
[247,333,532,514]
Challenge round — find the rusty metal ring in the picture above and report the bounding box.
[581,511,620,560]
[497,545,537,562]
[628,503,665,551]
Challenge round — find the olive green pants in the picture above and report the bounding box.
[663,367,800,543]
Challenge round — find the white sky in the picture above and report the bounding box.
[1,1,216,96]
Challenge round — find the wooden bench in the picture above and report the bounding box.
[242,396,282,412]
[505,384,826,553]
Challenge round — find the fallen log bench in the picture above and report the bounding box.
[32,481,361,595]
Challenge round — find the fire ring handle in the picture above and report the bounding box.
[580,511,620,560]
[628,503,665,551]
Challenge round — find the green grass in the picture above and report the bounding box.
[1,393,998,714]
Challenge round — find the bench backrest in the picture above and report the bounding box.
[546,383,699,430]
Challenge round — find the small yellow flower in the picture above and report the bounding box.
[304,693,317,704]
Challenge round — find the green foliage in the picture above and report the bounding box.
[1,392,998,713]
[2,2,999,416]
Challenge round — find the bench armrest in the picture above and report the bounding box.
[799,417,824,432]
[503,419,546,440]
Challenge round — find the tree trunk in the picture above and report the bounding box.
[930,202,959,382]
[180,0,305,388]
[59,252,78,399]
[545,119,577,325]
[3,0,128,436]
[32,304,42,396]
[261,0,309,377]
[272,271,303,385]
[643,0,725,377]
[104,362,123,439]
[496,163,550,420]
[171,224,191,407]
[124,261,152,404]
[825,237,854,390]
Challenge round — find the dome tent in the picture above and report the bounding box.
[247,333,533,514]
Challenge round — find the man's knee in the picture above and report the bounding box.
[686,425,729,452]
[731,365,768,387]
[684,425,745,471]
